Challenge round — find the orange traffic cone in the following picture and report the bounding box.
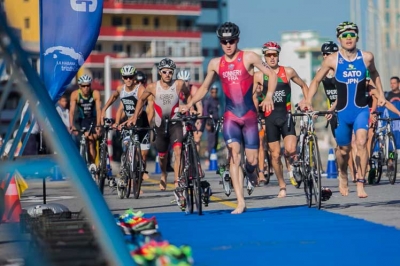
[2,175,22,223]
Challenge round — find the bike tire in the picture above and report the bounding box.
[371,136,384,184]
[133,145,143,199]
[294,135,303,188]
[263,132,271,185]
[189,140,202,215]
[310,136,322,209]
[179,146,191,213]
[303,142,312,207]
[126,146,134,199]
[98,144,108,194]
[387,134,397,185]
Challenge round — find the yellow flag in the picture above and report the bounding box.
[14,170,28,199]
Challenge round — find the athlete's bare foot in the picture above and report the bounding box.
[356,180,368,198]
[142,173,150,180]
[258,172,267,186]
[231,203,246,214]
[277,187,286,198]
[159,174,167,191]
[339,174,349,196]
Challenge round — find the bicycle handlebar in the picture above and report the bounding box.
[292,110,335,117]
[164,113,213,135]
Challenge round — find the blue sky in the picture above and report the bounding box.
[228,0,352,48]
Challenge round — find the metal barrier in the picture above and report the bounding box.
[0,12,134,266]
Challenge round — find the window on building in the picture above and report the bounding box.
[125,18,131,28]
[143,17,149,26]
[111,16,123,26]
[202,48,209,57]
[154,18,160,29]
[386,0,390,8]
[298,52,305,59]
[201,1,218,8]
[213,48,220,57]
[198,24,218,33]
[24,18,30,29]
[194,67,200,81]
[92,70,103,80]
[94,43,102,52]
[112,44,123,52]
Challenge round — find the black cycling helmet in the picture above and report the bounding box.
[216,22,240,40]
[158,58,176,70]
[336,21,359,37]
[321,41,339,54]
[134,71,147,84]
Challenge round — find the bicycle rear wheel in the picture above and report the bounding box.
[133,145,143,199]
[370,136,384,184]
[310,136,322,209]
[263,132,271,185]
[189,139,202,215]
[387,134,397,185]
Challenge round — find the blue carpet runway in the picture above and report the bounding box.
[154,206,400,266]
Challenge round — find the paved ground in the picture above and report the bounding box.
[1,159,400,264]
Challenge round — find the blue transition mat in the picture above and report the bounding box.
[153,206,400,266]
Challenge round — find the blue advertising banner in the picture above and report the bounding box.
[40,0,103,102]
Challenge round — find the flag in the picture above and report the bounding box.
[39,0,103,102]
[14,170,28,199]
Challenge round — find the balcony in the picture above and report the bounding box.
[103,0,201,16]
[99,26,201,41]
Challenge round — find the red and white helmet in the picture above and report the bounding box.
[262,41,281,53]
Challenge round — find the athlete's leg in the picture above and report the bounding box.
[353,110,370,198]
[354,129,368,198]
[335,115,353,196]
[268,141,286,197]
[227,142,246,214]
[87,138,96,164]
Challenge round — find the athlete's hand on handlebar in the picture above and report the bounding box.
[298,99,313,111]
[179,103,193,114]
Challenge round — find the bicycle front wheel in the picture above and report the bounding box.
[189,139,202,215]
[98,144,108,194]
[133,145,144,199]
[302,141,312,208]
[310,136,322,209]
[387,134,397,185]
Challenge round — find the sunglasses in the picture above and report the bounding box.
[161,70,173,75]
[339,32,358,39]
[322,53,331,56]
[123,75,134,80]
[264,53,278,58]
[80,84,90,88]
[220,39,237,45]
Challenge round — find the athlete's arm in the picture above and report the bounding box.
[252,72,263,110]
[125,83,154,126]
[69,91,77,131]
[364,51,385,107]
[115,102,124,127]
[371,88,400,116]
[249,51,277,112]
[93,90,102,126]
[101,87,121,120]
[307,54,336,110]
[191,85,203,115]
[181,58,217,112]
[146,94,155,125]
[287,67,309,100]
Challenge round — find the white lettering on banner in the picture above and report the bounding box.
[44,46,84,73]
[273,90,285,103]
[343,70,362,78]
[222,70,242,81]
[70,0,98,12]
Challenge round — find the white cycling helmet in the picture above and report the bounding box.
[77,74,92,85]
[120,65,136,76]
[177,70,191,81]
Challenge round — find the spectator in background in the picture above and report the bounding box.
[203,84,220,158]
[56,94,70,129]
[21,101,40,156]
